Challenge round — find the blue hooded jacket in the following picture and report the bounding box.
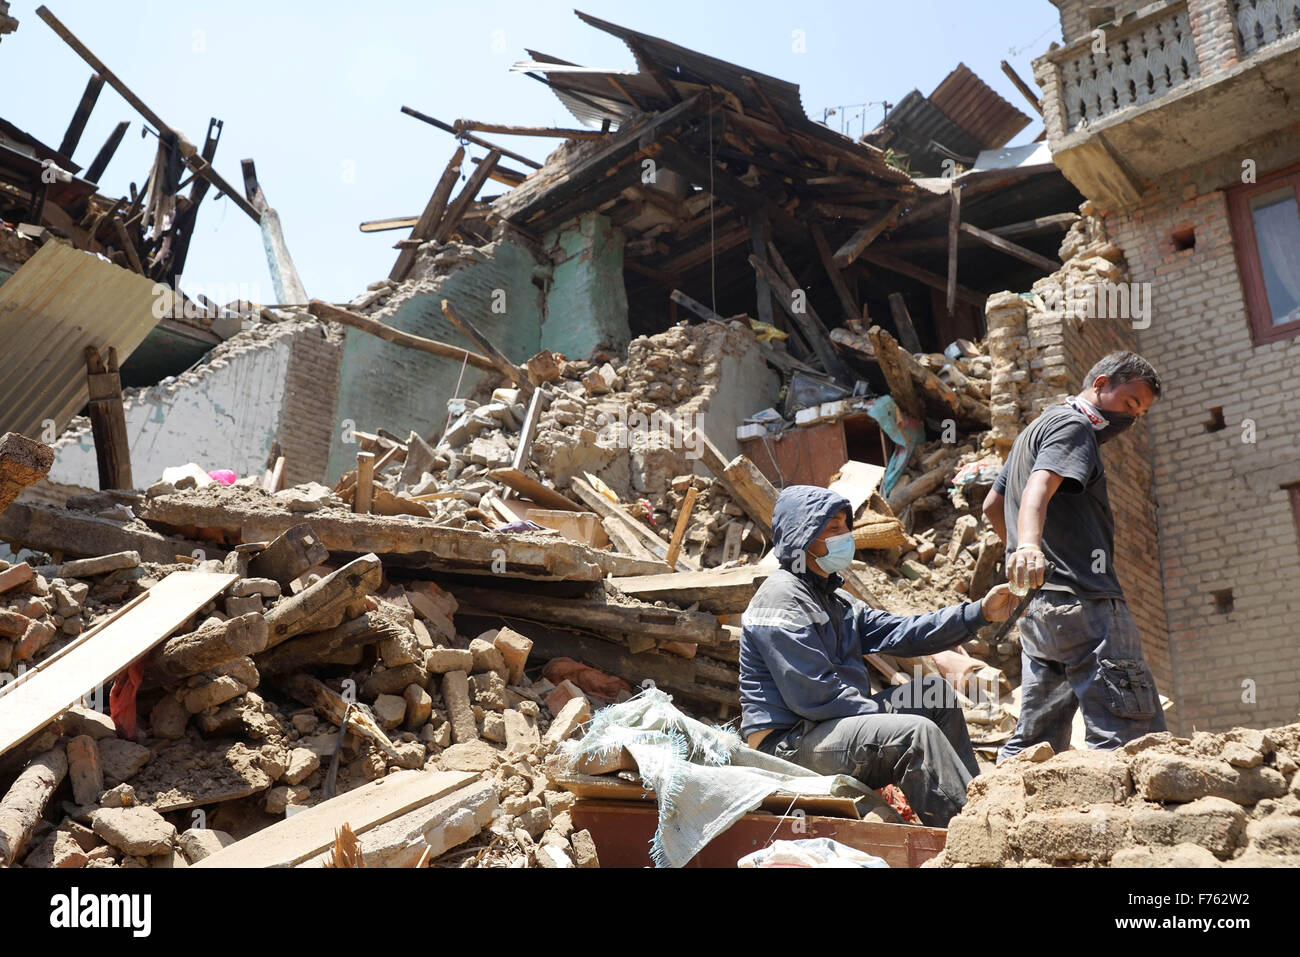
[739,485,987,738]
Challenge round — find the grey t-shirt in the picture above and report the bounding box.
[992,403,1124,600]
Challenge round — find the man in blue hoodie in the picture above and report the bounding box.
[740,485,1014,827]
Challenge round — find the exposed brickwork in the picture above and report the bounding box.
[1105,128,1300,734]
[984,211,1173,697]
[277,322,343,486]
[1188,0,1242,73]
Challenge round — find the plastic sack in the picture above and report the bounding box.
[738,837,889,869]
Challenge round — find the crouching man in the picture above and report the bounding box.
[740,485,1014,827]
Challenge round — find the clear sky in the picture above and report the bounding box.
[3,0,1061,303]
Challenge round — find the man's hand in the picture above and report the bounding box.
[980,583,1016,622]
[1006,544,1047,593]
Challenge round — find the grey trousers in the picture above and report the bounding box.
[998,590,1166,763]
[761,675,978,828]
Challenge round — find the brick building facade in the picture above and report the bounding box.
[1032,0,1300,731]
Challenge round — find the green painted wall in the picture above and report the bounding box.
[326,241,544,481]
[542,212,630,359]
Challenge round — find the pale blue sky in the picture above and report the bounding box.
[4,0,1060,302]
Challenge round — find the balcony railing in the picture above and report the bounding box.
[1051,2,1199,130]
[1233,0,1300,55]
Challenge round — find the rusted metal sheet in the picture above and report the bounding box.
[571,799,947,868]
[740,420,848,490]
[929,63,1031,150]
[0,240,171,439]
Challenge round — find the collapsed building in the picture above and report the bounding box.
[0,3,1296,868]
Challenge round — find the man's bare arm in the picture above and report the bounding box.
[1007,469,1065,590]
[982,488,1007,542]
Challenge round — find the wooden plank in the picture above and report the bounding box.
[748,214,775,328]
[452,586,727,646]
[555,771,861,819]
[663,486,698,569]
[192,769,479,868]
[487,467,582,512]
[959,221,1059,272]
[609,565,769,614]
[0,501,227,564]
[502,387,549,500]
[721,454,778,539]
[747,252,849,382]
[440,299,535,397]
[569,476,696,571]
[1001,59,1043,115]
[833,200,904,268]
[84,120,128,183]
[360,216,418,232]
[307,300,497,372]
[888,292,923,355]
[0,571,235,756]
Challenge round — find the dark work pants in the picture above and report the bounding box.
[998,591,1166,763]
[760,675,979,828]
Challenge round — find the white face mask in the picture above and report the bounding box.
[814,532,856,574]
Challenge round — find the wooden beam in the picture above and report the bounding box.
[748,214,776,328]
[959,221,1059,272]
[1000,60,1043,115]
[810,222,859,320]
[663,486,698,569]
[947,185,962,316]
[609,565,769,615]
[569,476,693,570]
[399,105,541,169]
[430,150,500,245]
[354,451,375,514]
[888,292,923,355]
[747,251,851,382]
[361,216,418,233]
[84,346,132,490]
[84,120,128,183]
[440,299,535,397]
[307,300,497,373]
[59,72,104,158]
[453,119,606,140]
[241,158,308,304]
[833,200,904,268]
[389,146,465,281]
[858,249,986,309]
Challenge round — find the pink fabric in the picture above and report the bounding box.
[208,469,238,485]
[109,659,147,739]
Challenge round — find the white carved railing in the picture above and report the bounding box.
[1233,0,1300,55]
[1053,3,1200,129]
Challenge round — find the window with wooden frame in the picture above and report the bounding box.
[1228,163,1300,345]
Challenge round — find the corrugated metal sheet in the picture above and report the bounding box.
[0,241,172,439]
[868,90,987,175]
[928,63,1031,149]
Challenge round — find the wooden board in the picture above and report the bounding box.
[0,570,235,757]
[609,565,769,614]
[571,800,947,868]
[487,468,583,512]
[192,769,479,868]
[554,770,862,819]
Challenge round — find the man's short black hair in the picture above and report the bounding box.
[1084,351,1161,397]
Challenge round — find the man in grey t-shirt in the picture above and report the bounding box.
[983,352,1167,760]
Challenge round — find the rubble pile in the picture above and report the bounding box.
[0,543,612,869]
[929,725,1300,868]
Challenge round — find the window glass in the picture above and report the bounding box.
[1248,186,1300,327]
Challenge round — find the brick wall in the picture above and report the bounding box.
[1105,128,1300,733]
[278,322,343,486]
[984,211,1173,694]
[1187,0,1241,73]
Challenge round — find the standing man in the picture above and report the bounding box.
[740,484,1014,827]
[983,351,1166,762]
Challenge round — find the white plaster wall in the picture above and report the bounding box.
[46,327,296,493]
